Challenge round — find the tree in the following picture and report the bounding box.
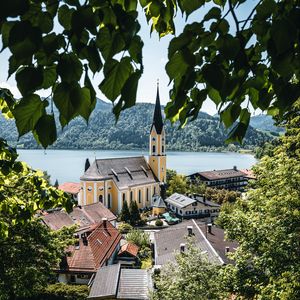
[217,102,300,298]
[0,139,74,298]
[166,171,188,196]
[129,200,141,225]
[0,219,75,299]
[1,1,300,147]
[119,200,131,223]
[0,139,72,238]
[84,158,90,172]
[54,179,59,188]
[152,241,227,300]
[126,229,150,249]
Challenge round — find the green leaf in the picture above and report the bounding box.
[96,28,125,61]
[166,51,190,83]
[80,41,103,74]
[216,34,240,60]
[113,70,142,120]
[76,87,92,121]
[57,53,82,83]
[9,21,42,58]
[178,0,205,17]
[129,36,143,64]
[99,57,133,101]
[226,108,250,144]
[168,31,192,59]
[204,7,221,21]
[34,114,57,148]
[58,5,74,30]
[53,82,87,125]
[208,88,222,105]
[42,66,57,89]
[16,67,44,96]
[202,63,224,91]
[13,94,46,137]
[1,21,16,50]
[221,103,241,128]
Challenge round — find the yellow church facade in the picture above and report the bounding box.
[79,85,166,215]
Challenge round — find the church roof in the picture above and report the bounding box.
[80,156,160,189]
[151,83,164,134]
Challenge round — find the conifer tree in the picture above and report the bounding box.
[54,179,59,188]
[119,200,130,223]
[129,200,141,226]
[84,158,90,172]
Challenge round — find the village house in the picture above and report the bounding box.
[58,219,121,284]
[79,84,166,215]
[41,201,117,230]
[187,166,249,191]
[154,219,237,267]
[88,264,152,300]
[165,193,220,219]
[58,182,82,203]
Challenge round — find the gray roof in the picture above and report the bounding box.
[165,193,196,208]
[152,195,166,208]
[88,264,120,299]
[154,219,223,266]
[117,269,151,299]
[88,265,152,300]
[190,169,246,180]
[81,156,159,190]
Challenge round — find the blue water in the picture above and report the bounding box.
[17,149,257,184]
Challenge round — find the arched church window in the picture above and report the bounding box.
[122,193,126,203]
[138,190,141,203]
[108,194,111,209]
[99,195,103,203]
[152,145,156,153]
[162,145,164,153]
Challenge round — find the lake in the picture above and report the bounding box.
[17,149,257,184]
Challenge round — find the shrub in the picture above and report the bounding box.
[126,229,150,248]
[25,283,89,300]
[155,219,163,227]
[118,223,133,233]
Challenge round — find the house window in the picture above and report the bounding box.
[152,145,156,153]
[108,194,111,209]
[192,202,197,206]
[70,275,76,283]
[99,195,103,203]
[130,191,133,201]
[138,190,141,203]
[87,186,92,191]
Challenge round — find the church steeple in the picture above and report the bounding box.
[151,80,164,134]
[149,80,166,183]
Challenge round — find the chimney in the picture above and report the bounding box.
[102,217,108,230]
[180,243,185,253]
[225,246,230,254]
[233,165,237,171]
[207,223,212,234]
[187,226,193,236]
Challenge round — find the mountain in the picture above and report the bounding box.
[250,114,285,134]
[0,100,272,151]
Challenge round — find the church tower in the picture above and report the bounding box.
[149,82,166,183]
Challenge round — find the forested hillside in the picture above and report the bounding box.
[250,114,285,134]
[0,100,272,151]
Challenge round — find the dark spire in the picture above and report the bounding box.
[151,80,164,134]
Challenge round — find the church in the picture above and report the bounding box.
[79,85,166,214]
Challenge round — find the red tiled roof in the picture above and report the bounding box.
[240,169,256,179]
[66,221,121,273]
[58,182,81,194]
[42,203,116,231]
[118,242,139,257]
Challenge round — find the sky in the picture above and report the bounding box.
[0,1,259,116]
